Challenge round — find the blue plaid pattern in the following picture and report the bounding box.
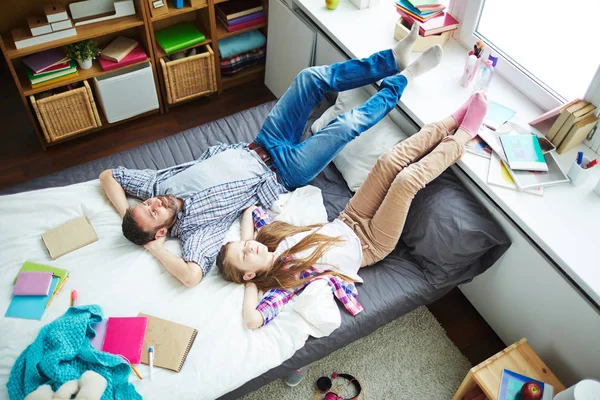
[112,143,287,275]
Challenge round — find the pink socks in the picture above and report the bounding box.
[456,92,487,138]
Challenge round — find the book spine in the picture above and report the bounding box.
[226,18,266,32]
[228,11,266,26]
[226,6,264,20]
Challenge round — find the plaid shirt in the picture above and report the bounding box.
[252,208,364,326]
[112,143,287,276]
[220,46,266,76]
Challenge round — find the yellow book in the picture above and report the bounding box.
[551,102,596,147]
[557,113,599,154]
[31,71,79,89]
[547,100,587,142]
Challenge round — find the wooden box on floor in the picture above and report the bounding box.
[29,81,102,143]
[160,44,217,104]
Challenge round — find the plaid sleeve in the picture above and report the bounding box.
[111,166,158,200]
[180,226,222,276]
[256,288,295,326]
[252,207,272,230]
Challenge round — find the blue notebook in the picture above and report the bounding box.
[499,135,548,172]
[5,277,58,320]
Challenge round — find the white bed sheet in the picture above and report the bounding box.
[0,180,338,400]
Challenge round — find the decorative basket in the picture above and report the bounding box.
[30,80,102,143]
[160,44,217,104]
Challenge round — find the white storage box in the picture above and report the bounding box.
[93,62,159,123]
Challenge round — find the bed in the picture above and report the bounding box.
[0,100,510,400]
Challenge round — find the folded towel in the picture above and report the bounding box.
[218,30,266,59]
[7,305,140,400]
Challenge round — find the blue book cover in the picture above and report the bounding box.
[396,0,438,16]
[5,277,58,320]
[498,369,554,400]
[499,134,548,172]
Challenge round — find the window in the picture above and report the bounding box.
[453,0,600,110]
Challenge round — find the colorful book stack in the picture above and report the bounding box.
[98,37,148,72]
[22,48,78,89]
[400,10,460,37]
[155,22,206,55]
[544,99,598,154]
[216,0,266,33]
[395,0,447,23]
[5,261,69,320]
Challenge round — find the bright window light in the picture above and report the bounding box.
[475,0,600,101]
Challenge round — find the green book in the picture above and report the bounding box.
[13,261,69,294]
[26,60,77,85]
[155,22,206,55]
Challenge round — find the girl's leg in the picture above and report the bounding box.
[255,50,400,150]
[271,46,444,190]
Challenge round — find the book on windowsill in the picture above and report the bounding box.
[487,152,543,196]
[557,113,599,154]
[395,0,443,22]
[216,0,264,21]
[401,11,459,36]
[499,134,548,172]
[551,101,596,147]
[544,100,588,142]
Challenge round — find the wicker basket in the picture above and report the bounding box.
[160,44,217,104]
[30,80,102,143]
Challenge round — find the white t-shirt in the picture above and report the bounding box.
[274,219,364,283]
[161,148,268,198]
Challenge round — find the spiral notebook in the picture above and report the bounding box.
[139,313,197,372]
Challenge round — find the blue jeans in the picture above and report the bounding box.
[254,49,407,190]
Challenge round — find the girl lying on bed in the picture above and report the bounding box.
[216,92,488,329]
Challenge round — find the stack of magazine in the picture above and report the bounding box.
[467,116,570,196]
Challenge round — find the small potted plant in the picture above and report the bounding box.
[64,40,99,70]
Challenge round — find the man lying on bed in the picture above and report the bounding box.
[99,25,442,287]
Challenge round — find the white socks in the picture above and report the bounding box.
[392,22,419,71]
[402,45,443,83]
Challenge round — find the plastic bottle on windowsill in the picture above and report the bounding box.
[473,59,495,93]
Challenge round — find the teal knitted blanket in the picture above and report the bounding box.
[7,305,141,400]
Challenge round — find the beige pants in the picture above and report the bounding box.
[338,121,465,267]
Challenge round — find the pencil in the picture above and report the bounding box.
[130,363,143,380]
[46,275,69,308]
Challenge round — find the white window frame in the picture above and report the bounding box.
[449,0,576,111]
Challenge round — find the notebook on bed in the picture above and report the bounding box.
[139,313,198,372]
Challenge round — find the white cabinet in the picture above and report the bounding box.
[314,32,347,66]
[265,0,316,98]
[455,168,600,386]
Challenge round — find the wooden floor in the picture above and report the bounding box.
[0,56,505,366]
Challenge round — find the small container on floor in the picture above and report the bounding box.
[284,366,310,387]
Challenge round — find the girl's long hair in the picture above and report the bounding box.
[216,221,353,292]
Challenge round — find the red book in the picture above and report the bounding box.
[98,45,148,72]
[416,12,459,36]
[396,6,443,23]
[102,317,148,364]
[34,61,71,76]
[225,17,266,32]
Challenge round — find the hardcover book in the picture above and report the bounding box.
[155,23,206,55]
[499,134,548,172]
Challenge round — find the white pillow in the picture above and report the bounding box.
[311,88,408,191]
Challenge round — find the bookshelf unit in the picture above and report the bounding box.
[0,0,268,149]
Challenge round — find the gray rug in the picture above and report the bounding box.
[241,307,470,400]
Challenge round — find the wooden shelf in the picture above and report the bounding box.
[221,64,265,89]
[20,58,151,96]
[151,3,208,21]
[2,15,145,60]
[155,38,212,59]
[214,0,229,3]
[216,20,266,40]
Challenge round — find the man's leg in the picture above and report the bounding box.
[254,24,419,150]
[271,45,444,190]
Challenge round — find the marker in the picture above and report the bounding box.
[577,151,584,165]
[585,159,598,169]
[70,290,78,307]
[149,346,154,380]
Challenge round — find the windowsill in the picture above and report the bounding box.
[295,0,600,306]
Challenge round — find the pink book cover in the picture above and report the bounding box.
[102,317,148,364]
[98,45,148,72]
[13,271,53,296]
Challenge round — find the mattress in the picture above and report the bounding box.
[0,101,505,399]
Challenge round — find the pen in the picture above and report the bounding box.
[585,159,598,169]
[149,346,154,381]
[577,151,584,165]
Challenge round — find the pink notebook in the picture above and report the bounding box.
[14,271,53,296]
[98,45,147,72]
[102,317,148,364]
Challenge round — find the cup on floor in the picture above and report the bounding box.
[567,156,592,186]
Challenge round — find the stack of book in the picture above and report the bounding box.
[99,37,148,72]
[216,0,266,33]
[399,10,459,37]
[5,261,69,320]
[22,48,78,89]
[395,0,446,23]
[544,99,598,154]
